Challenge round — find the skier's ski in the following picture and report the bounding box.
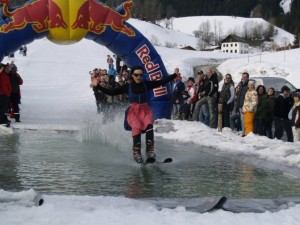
[162,158,172,163]
[143,157,172,165]
[144,157,156,164]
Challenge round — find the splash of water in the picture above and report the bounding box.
[78,110,131,153]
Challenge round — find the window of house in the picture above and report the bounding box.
[231,44,233,47]
[235,50,237,53]
[235,43,237,47]
[226,50,228,52]
[230,50,232,53]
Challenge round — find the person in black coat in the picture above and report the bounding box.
[8,65,23,122]
[265,87,276,139]
[170,68,185,119]
[273,85,293,142]
[191,67,218,128]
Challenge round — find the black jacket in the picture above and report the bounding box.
[273,94,293,119]
[204,73,218,97]
[171,80,185,103]
[236,80,249,109]
[95,74,177,96]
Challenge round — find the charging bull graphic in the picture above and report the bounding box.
[72,0,135,36]
[0,0,171,119]
[0,0,67,33]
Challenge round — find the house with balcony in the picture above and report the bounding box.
[221,35,249,54]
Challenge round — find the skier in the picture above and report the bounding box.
[92,66,177,164]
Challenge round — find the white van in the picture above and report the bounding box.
[249,77,299,96]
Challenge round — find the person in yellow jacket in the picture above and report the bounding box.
[242,80,258,136]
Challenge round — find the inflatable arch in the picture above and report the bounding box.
[0,0,171,119]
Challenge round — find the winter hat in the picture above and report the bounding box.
[293,92,300,98]
[248,80,256,87]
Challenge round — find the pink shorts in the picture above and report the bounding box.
[127,103,153,136]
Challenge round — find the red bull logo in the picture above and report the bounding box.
[0,0,67,33]
[72,0,135,37]
[0,0,135,41]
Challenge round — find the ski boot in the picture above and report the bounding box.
[15,114,21,122]
[133,145,143,164]
[146,140,156,160]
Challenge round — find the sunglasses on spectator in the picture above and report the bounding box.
[133,73,143,77]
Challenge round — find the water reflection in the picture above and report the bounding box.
[0,134,23,191]
[239,164,254,198]
[1,130,300,199]
[125,166,172,198]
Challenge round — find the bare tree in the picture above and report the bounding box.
[263,24,275,40]
[217,20,223,45]
[195,20,215,49]
[197,38,206,50]
[252,23,264,40]
[242,21,254,39]
[193,30,201,38]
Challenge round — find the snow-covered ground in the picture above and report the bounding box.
[1,17,300,224]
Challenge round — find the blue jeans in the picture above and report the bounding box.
[207,96,217,128]
[172,104,181,118]
[199,103,209,126]
[239,108,245,135]
[230,112,241,131]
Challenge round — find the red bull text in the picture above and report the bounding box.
[136,44,168,97]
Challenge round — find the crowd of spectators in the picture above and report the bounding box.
[170,67,300,142]
[89,60,300,143]
[0,61,23,127]
[89,67,130,116]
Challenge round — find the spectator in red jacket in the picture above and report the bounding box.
[0,63,11,125]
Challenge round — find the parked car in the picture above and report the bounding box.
[249,76,300,96]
